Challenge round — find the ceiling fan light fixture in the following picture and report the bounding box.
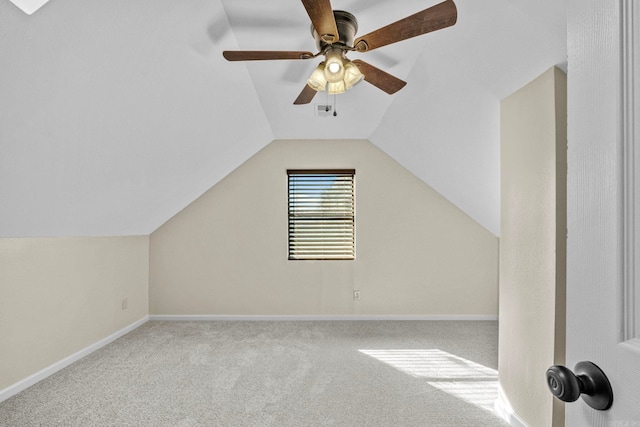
[344,61,364,89]
[328,81,346,95]
[307,62,328,92]
[324,49,345,83]
[327,61,341,74]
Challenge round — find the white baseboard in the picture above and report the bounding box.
[0,316,149,404]
[494,386,529,427]
[149,314,498,321]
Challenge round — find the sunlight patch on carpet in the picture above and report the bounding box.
[359,349,499,413]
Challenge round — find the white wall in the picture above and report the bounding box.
[150,139,498,316]
[498,67,567,427]
[0,236,149,391]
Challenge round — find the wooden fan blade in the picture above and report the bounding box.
[300,0,339,44]
[294,84,318,105]
[223,51,314,61]
[353,0,457,52]
[353,60,407,94]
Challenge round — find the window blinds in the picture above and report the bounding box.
[288,170,355,260]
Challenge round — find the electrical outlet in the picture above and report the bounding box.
[353,290,360,300]
[121,297,128,310]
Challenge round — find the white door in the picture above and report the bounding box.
[566,0,640,425]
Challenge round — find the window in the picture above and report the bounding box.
[288,170,355,260]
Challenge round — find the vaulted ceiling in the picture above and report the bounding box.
[0,0,566,237]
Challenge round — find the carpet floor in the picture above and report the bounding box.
[0,321,508,426]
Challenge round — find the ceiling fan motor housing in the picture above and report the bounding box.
[312,10,358,51]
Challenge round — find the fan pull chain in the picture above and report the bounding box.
[333,94,338,117]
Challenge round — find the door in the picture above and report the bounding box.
[566,0,640,425]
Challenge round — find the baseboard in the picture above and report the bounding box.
[149,314,499,321]
[494,386,529,427]
[0,316,149,404]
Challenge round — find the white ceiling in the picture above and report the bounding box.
[0,0,566,237]
[7,0,49,15]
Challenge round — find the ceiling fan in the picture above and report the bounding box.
[223,0,457,105]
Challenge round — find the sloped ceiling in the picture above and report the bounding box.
[0,0,566,237]
[7,0,50,15]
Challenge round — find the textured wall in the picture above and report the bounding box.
[499,67,567,427]
[0,236,149,390]
[150,139,498,316]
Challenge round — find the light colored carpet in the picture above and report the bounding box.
[0,321,508,426]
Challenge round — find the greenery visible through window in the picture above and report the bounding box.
[288,170,355,260]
